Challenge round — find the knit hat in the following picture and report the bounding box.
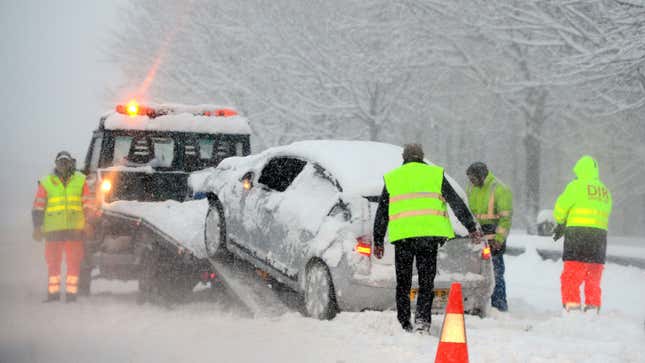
[402,143,424,162]
[466,162,488,180]
[55,151,73,161]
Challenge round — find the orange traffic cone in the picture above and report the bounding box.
[434,282,468,363]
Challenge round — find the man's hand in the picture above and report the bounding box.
[489,240,503,252]
[553,224,565,242]
[374,245,384,259]
[469,230,483,244]
[32,227,43,242]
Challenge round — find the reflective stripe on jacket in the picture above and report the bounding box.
[40,172,87,233]
[467,172,513,243]
[554,156,612,230]
[384,162,454,242]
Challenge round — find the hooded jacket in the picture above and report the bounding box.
[554,156,612,264]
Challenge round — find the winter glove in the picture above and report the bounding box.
[552,224,565,242]
[374,245,384,259]
[469,230,484,244]
[489,240,503,252]
[32,227,43,242]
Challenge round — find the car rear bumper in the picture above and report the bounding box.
[332,265,493,314]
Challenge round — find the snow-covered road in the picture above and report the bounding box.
[1,228,644,363]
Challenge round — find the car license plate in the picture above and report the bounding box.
[409,288,449,303]
[434,288,449,300]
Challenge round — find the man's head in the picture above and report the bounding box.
[466,162,488,187]
[54,151,75,178]
[402,143,424,163]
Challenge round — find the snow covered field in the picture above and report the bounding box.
[1,228,644,363]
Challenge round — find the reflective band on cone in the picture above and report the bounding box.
[435,282,468,363]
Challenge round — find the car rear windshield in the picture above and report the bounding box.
[102,131,250,171]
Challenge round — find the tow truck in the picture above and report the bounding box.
[79,100,252,303]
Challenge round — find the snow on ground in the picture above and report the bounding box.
[1,228,644,363]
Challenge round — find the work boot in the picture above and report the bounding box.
[584,305,600,314]
[563,302,581,312]
[43,293,60,303]
[66,294,77,303]
[414,320,432,335]
[401,321,413,332]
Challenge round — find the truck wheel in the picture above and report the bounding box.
[138,247,161,305]
[304,260,338,320]
[204,198,227,258]
[161,274,198,303]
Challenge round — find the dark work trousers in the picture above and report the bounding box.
[491,253,508,311]
[394,237,441,328]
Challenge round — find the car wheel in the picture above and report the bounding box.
[304,260,338,320]
[204,197,226,258]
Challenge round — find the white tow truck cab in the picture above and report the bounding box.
[79,100,251,302]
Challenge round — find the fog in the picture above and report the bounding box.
[0,0,122,235]
[1,2,644,361]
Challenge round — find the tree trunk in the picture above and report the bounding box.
[524,88,547,230]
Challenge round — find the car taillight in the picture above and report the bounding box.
[355,236,372,257]
[200,271,217,282]
[481,242,491,260]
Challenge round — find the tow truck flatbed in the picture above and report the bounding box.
[100,200,288,316]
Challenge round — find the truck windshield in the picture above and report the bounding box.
[102,132,249,171]
[112,135,175,168]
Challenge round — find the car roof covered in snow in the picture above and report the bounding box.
[192,140,471,235]
[262,140,402,196]
[101,103,252,134]
[259,140,470,195]
[242,140,471,235]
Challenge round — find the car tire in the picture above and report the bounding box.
[204,197,227,259]
[138,247,160,305]
[304,260,338,320]
[472,302,490,318]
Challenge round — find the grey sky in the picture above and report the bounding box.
[1,1,122,232]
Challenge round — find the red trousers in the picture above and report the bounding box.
[560,261,604,307]
[45,241,84,295]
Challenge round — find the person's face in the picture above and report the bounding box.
[55,158,74,176]
[468,174,484,187]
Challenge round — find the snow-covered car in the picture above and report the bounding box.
[191,140,493,319]
[536,209,556,236]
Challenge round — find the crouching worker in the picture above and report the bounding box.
[32,151,94,303]
[466,162,513,312]
[553,155,612,313]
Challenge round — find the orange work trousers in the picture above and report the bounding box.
[560,260,604,307]
[45,241,84,295]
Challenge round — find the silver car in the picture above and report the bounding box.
[191,140,493,319]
